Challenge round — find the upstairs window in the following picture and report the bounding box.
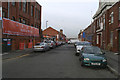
[12,2,15,6]
[23,1,27,13]
[103,14,106,30]
[99,18,101,27]
[110,12,114,24]
[19,1,22,10]
[119,7,120,20]
[31,6,34,16]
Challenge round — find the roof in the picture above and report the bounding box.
[43,27,59,33]
[93,2,115,19]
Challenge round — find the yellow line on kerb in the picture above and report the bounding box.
[3,54,30,61]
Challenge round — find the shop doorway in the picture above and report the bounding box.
[118,31,120,51]
[2,38,12,53]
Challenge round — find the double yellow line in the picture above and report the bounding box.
[3,53,30,61]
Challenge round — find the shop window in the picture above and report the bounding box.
[2,11,6,18]
[31,24,33,27]
[31,5,34,16]
[22,19,26,24]
[19,18,21,23]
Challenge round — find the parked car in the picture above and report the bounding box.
[74,41,81,48]
[76,41,91,56]
[34,42,50,52]
[46,40,56,49]
[79,46,107,68]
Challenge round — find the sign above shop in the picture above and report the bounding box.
[0,7,2,20]
[3,18,39,37]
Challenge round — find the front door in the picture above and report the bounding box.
[119,31,120,51]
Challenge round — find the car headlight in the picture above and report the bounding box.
[84,58,90,61]
[103,59,107,62]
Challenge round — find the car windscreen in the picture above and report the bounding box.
[83,47,102,54]
[76,42,84,45]
[84,42,91,46]
[77,42,91,46]
[35,43,44,46]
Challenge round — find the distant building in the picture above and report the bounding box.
[42,27,66,41]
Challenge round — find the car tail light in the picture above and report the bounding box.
[41,46,44,48]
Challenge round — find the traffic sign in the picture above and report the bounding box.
[0,7,2,20]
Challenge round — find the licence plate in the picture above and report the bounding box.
[91,63,101,65]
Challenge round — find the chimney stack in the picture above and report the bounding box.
[60,29,63,34]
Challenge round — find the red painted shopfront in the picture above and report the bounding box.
[2,18,40,51]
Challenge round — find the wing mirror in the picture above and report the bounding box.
[103,52,105,55]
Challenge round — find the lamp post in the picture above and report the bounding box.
[46,21,48,29]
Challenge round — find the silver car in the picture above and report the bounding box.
[34,42,50,52]
[76,41,91,56]
[46,41,56,49]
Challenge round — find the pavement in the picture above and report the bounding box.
[2,48,33,60]
[104,50,120,78]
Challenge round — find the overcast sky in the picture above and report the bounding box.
[36,0,99,38]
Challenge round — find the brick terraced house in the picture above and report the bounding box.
[43,27,66,42]
[81,1,120,52]
[2,1,42,52]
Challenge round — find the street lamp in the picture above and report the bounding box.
[46,21,48,29]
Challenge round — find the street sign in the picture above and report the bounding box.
[0,7,2,20]
[82,32,85,38]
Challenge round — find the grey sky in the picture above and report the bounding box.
[37,0,99,38]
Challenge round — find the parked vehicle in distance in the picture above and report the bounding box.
[79,46,107,68]
[76,41,91,56]
[46,40,56,49]
[34,42,50,52]
[68,41,71,44]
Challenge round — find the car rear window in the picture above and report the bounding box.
[35,43,44,46]
[83,47,102,54]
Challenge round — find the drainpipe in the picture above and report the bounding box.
[8,0,9,19]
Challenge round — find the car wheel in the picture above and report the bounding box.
[81,60,84,67]
[75,53,79,56]
[102,65,107,69]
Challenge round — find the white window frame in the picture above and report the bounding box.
[111,12,114,23]
[103,14,105,30]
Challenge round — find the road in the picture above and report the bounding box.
[2,44,117,78]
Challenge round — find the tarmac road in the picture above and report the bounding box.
[2,44,117,78]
